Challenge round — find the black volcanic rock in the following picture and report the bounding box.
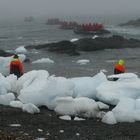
[46,41,79,56]
[26,40,80,56]
[119,18,140,27]
[26,35,140,55]
[74,35,140,51]
[0,50,13,57]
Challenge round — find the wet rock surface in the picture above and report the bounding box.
[26,40,80,56]
[0,50,14,57]
[26,35,140,55]
[0,105,140,140]
[74,35,140,51]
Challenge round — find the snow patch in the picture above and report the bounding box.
[70,38,79,42]
[97,101,109,109]
[102,111,117,124]
[92,35,99,39]
[15,46,27,54]
[9,124,21,127]
[32,58,54,64]
[55,97,99,118]
[10,101,24,108]
[0,93,15,105]
[76,59,90,65]
[22,103,40,114]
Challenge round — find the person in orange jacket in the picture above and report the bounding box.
[114,59,125,81]
[10,54,23,78]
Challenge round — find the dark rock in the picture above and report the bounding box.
[119,18,140,27]
[47,41,79,56]
[26,44,48,50]
[26,35,140,55]
[0,130,34,140]
[74,35,140,51]
[0,50,14,57]
[24,58,30,63]
[26,40,80,56]
[70,116,75,120]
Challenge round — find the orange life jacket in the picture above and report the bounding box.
[10,59,23,77]
[114,64,125,73]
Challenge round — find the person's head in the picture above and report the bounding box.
[13,54,19,59]
[118,59,125,65]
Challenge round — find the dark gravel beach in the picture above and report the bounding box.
[0,105,140,140]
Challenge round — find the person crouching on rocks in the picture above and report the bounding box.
[114,59,125,81]
[10,54,23,78]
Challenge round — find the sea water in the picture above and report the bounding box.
[0,17,140,77]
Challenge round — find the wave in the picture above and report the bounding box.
[107,25,140,36]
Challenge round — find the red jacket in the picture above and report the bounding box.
[10,59,23,77]
[114,64,125,73]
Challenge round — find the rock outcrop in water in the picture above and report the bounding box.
[26,35,140,55]
[26,40,80,56]
[0,50,13,57]
[119,18,140,27]
[74,35,140,51]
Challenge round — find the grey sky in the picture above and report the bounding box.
[0,0,139,19]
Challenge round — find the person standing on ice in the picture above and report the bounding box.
[114,59,125,81]
[10,54,23,78]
